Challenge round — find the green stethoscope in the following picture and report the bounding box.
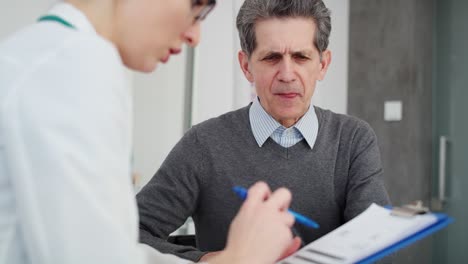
[38,15,75,29]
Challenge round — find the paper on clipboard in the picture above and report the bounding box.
[278,203,439,264]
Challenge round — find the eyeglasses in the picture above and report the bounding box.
[192,0,216,23]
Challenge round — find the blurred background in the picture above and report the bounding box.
[1,0,466,263]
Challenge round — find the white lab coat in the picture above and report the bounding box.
[0,3,191,264]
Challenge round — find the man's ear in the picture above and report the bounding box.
[238,50,254,83]
[318,49,332,81]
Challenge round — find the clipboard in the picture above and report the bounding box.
[278,202,453,264]
[356,203,453,264]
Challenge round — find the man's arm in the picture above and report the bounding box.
[344,120,391,221]
[136,127,206,261]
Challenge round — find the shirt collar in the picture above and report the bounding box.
[45,2,97,34]
[249,97,319,148]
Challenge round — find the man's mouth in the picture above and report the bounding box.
[276,93,299,99]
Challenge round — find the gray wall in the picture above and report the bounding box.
[348,0,433,263]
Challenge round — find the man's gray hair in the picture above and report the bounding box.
[236,0,331,58]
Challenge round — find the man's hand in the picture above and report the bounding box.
[207,182,299,264]
[199,251,221,262]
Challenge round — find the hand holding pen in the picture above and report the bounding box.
[211,182,301,264]
[233,186,320,229]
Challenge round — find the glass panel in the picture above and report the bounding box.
[432,0,468,262]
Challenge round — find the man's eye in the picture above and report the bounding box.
[263,55,281,61]
[293,54,310,61]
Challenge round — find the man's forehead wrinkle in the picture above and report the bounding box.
[257,47,314,56]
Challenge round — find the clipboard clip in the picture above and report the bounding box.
[390,200,430,217]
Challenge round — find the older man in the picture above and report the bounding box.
[137,0,390,262]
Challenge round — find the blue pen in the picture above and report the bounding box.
[232,186,319,229]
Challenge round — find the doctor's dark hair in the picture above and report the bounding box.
[236,0,331,58]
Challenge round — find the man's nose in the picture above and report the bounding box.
[277,58,297,83]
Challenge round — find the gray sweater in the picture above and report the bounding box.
[136,105,390,261]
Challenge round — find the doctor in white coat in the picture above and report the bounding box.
[0,0,301,263]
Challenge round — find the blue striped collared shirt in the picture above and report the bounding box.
[249,97,319,148]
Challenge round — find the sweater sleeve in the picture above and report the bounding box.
[136,127,207,262]
[344,121,391,221]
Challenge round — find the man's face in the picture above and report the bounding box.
[239,18,331,127]
[115,0,212,72]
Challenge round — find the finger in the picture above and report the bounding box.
[282,211,295,227]
[278,236,302,260]
[245,181,271,205]
[266,187,292,211]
